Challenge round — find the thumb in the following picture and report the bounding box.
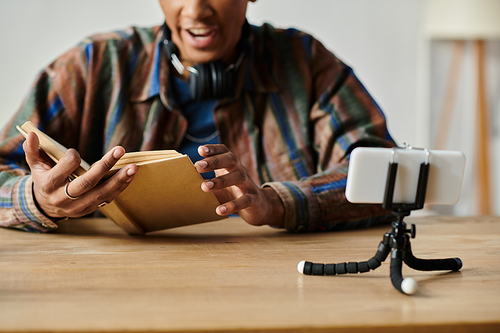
[23,132,52,172]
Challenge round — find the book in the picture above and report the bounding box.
[16,121,226,235]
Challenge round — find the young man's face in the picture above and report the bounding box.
[159,0,252,64]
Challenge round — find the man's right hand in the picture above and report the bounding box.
[23,132,138,220]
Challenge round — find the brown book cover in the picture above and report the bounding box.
[17,121,226,235]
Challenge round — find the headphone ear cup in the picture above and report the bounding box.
[188,61,235,101]
[203,63,212,100]
[218,62,227,99]
[224,66,234,98]
[212,62,230,99]
[209,62,218,98]
[189,63,211,101]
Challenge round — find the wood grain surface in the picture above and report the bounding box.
[0,215,499,332]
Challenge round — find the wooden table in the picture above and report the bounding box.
[0,216,499,332]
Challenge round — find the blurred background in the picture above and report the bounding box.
[0,0,498,216]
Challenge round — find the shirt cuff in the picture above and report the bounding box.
[263,181,321,232]
[12,175,58,232]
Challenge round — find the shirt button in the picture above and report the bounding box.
[164,133,174,144]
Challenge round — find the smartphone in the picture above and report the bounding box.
[345,147,466,205]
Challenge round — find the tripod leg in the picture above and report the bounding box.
[404,242,463,271]
[298,240,391,276]
[390,248,418,295]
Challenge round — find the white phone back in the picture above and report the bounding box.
[345,147,466,205]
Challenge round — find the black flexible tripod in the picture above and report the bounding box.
[299,148,462,295]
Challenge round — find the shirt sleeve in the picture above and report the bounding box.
[0,99,61,232]
[0,174,58,232]
[0,47,86,232]
[265,38,397,232]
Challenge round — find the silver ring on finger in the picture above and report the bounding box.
[97,202,109,208]
[64,183,79,200]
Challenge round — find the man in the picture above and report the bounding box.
[0,0,395,233]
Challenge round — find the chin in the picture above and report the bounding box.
[184,48,226,64]
[191,54,221,64]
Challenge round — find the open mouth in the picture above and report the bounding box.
[182,26,218,50]
[187,28,215,39]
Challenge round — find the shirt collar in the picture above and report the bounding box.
[129,24,279,105]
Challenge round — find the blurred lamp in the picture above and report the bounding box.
[424,0,500,215]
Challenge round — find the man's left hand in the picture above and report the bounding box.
[194,144,284,228]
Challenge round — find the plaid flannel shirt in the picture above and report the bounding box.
[0,23,396,233]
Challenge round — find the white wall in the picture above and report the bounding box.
[0,0,164,128]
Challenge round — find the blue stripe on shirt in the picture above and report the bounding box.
[311,178,347,194]
[301,34,312,65]
[283,182,306,224]
[18,177,36,221]
[85,44,93,67]
[149,42,162,97]
[270,93,308,178]
[0,199,13,208]
[46,96,63,122]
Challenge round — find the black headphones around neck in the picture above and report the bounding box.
[161,21,250,101]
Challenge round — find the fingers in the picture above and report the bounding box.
[195,144,277,225]
[93,164,137,205]
[28,142,137,219]
[65,147,125,199]
[201,169,247,192]
[213,187,284,227]
[63,164,138,217]
[201,171,256,217]
[25,132,83,196]
[194,144,239,173]
[23,132,40,160]
[215,194,256,216]
[23,132,53,172]
[197,144,229,157]
[51,148,83,186]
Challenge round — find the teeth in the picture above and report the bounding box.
[188,28,210,36]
